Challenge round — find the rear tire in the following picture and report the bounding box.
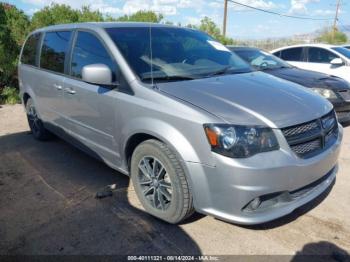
[130,139,194,224]
[25,98,53,141]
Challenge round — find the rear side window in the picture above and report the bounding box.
[280,47,303,61]
[40,31,72,73]
[273,51,281,58]
[21,33,41,66]
[70,31,117,80]
[308,47,339,63]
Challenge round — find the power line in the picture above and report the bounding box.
[227,0,333,21]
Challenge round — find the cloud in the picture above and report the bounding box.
[313,8,345,16]
[178,0,205,9]
[313,9,333,16]
[208,0,277,11]
[183,15,202,25]
[122,0,179,15]
[25,7,40,15]
[254,24,270,33]
[21,0,123,15]
[21,0,278,19]
[289,0,319,15]
[20,0,200,17]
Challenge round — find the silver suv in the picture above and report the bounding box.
[18,23,343,225]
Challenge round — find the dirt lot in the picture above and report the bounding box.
[0,104,350,258]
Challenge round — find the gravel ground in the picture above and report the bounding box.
[0,104,349,258]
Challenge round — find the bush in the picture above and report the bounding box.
[0,86,20,104]
[316,27,348,44]
[0,3,30,89]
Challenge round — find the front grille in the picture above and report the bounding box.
[282,120,320,139]
[282,110,338,159]
[291,139,321,155]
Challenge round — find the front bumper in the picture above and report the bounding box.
[185,124,343,225]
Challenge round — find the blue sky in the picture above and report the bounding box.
[6,0,350,39]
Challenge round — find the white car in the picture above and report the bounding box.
[272,44,350,83]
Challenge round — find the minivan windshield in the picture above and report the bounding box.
[233,48,292,71]
[106,26,252,82]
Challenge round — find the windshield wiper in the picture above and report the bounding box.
[141,75,197,82]
[260,65,290,71]
[205,66,235,77]
[260,67,274,71]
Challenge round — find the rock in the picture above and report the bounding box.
[95,189,113,199]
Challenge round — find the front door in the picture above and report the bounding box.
[61,30,120,165]
[304,47,346,78]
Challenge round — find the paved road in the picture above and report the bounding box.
[0,104,349,257]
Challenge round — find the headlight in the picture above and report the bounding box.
[311,88,337,99]
[203,124,279,158]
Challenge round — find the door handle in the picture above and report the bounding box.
[54,84,62,90]
[64,88,76,94]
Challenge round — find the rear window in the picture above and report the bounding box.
[280,47,303,61]
[21,33,41,66]
[40,31,72,73]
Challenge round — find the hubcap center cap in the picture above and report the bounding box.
[153,179,159,187]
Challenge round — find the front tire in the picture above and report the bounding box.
[130,139,194,224]
[26,98,52,141]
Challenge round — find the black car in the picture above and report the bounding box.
[228,46,350,124]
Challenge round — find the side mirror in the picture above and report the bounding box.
[330,58,344,66]
[82,64,113,86]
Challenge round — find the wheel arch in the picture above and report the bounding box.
[23,92,31,106]
[122,119,201,168]
[121,119,201,195]
[124,133,161,171]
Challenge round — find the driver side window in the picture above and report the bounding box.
[307,47,339,64]
[70,31,117,81]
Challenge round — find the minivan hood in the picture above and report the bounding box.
[267,67,350,90]
[157,72,333,128]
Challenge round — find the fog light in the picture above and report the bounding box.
[250,197,261,210]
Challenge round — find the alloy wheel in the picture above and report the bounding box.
[137,156,173,211]
[27,104,40,136]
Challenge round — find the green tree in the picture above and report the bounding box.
[78,6,104,22]
[198,16,235,45]
[30,4,79,30]
[199,16,221,38]
[0,3,29,89]
[4,3,29,46]
[117,10,163,23]
[317,27,348,44]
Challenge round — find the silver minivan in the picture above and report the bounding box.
[18,23,343,225]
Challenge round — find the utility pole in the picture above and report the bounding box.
[223,0,228,36]
[332,0,341,41]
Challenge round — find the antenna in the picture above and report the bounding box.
[149,22,154,87]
